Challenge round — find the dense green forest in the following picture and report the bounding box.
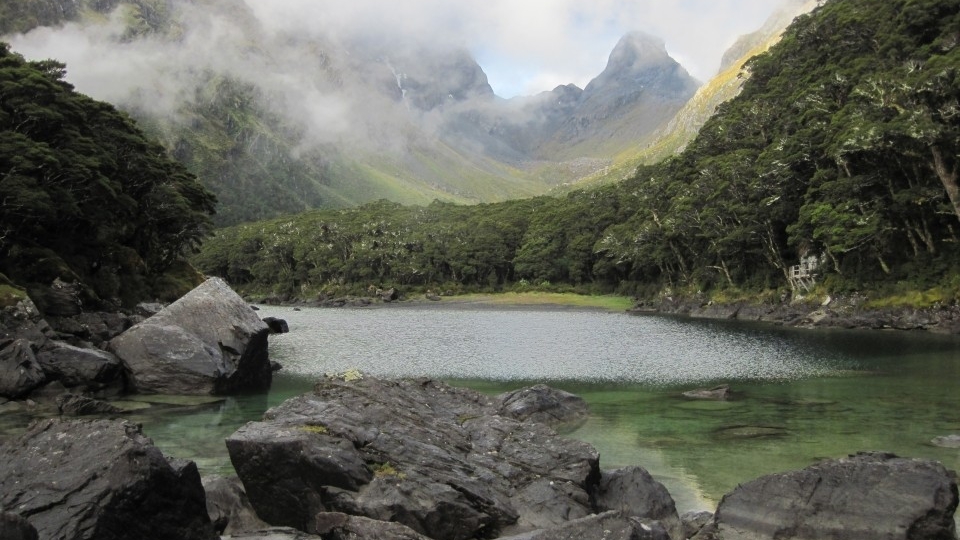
[0,43,215,309]
[195,0,960,303]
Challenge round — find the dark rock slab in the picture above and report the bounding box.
[494,384,589,426]
[594,466,682,540]
[0,339,46,399]
[56,393,125,415]
[203,475,269,535]
[314,512,431,540]
[0,418,218,540]
[227,377,600,540]
[497,511,670,540]
[35,340,122,390]
[693,452,958,540]
[0,512,37,540]
[109,277,271,395]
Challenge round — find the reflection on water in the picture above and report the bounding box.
[3,304,958,516]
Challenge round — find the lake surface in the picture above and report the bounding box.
[95,305,960,514]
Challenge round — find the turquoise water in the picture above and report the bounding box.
[37,305,960,514]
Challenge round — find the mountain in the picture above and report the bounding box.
[572,0,818,189]
[2,1,697,225]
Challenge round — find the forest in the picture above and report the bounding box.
[0,43,215,309]
[194,0,960,304]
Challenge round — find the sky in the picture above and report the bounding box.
[241,0,794,98]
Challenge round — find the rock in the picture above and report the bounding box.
[682,384,730,400]
[227,377,600,540]
[0,339,46,399]
[35,340,123,390]
[0,418,218,540]
[262,316,289,334]
[109,277,272,395]
[136,301,166,317]
[381,287,399,302]
[27,379,69,403]
[931,434,960,449]
[47,311,133,346]
[56,393,125,415]
[203,475,269,535]
[681,510,713,539]
[314,513,431,539]
[36,278,83,317]
[594,467,682,540]
[497,511,670,540]
[494,384,589,426]
[0,512,37,540]
[425,292,441,301]
[693,452,958,540]
[214,526,320,539]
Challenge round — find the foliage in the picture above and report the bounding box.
[196,0,960,304]
[0,43,216,308]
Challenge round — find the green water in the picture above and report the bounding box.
[3,306,958,516]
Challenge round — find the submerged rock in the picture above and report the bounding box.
[0,418,218,540]
[931,434,960,449]
[693,451,958,540]
[56,393,125,415]
[109,277,272,395]
[682,384,730,400]
[227,377,600,540]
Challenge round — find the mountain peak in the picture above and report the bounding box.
[606,31,671,72]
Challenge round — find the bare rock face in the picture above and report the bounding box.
[0,338,46,399]
[594,467,682,540]
[0,418,218,540]
[227,377,601,540]
[109,277,271,395]
[693,452,959,540]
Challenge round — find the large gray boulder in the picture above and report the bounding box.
[227,377,600,540]
[35,341,123,390]
[594,467,682,540]
[0,418,218,540]
[0,338,46,398]
[693,452,958,540]
[494,383,589,426]
[109,278,271,395]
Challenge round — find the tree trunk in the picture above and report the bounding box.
[931,146,960,223]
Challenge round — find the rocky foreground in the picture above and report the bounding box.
[1,376,956,540]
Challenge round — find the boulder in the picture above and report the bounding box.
[0,512,38,540]
[56,393,125,415]
[262,317,289,334]
[682,384,730,400]
[35,341,123,390]
[494,384,589,426]
[109,277,272,395]
[35,278,83,317]
[0,418,218,540]
[681,510,713,539]
[594,467,682,540]
[203,475,270,535]
[314,513,431,539]
[381,287,399,302]
[227,377,600,540]
[693,452,958,540]
[497,511,671,540]
[0,339,46,399]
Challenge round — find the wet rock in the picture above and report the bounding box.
[0,339,46,399]
[693,452,958,540]
[497,511,670,540]
[56,393,125,415]
[227,377,599,540]
[594,466,682,540]
[314,513,431,539]
[681,510,713,539]
[35,340,123,390]
[931,434,960,449]
[494,384,589,426]
[225,527,322,539]
[0,512,37,540]
[682,384,730,400]
[0,418,218,540]
[203,475,269,535]
[263,316,289,334]
[109,277,272,395]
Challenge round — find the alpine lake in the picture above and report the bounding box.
[43,304,960,515]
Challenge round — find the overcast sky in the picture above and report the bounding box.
[243,0,793,97]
